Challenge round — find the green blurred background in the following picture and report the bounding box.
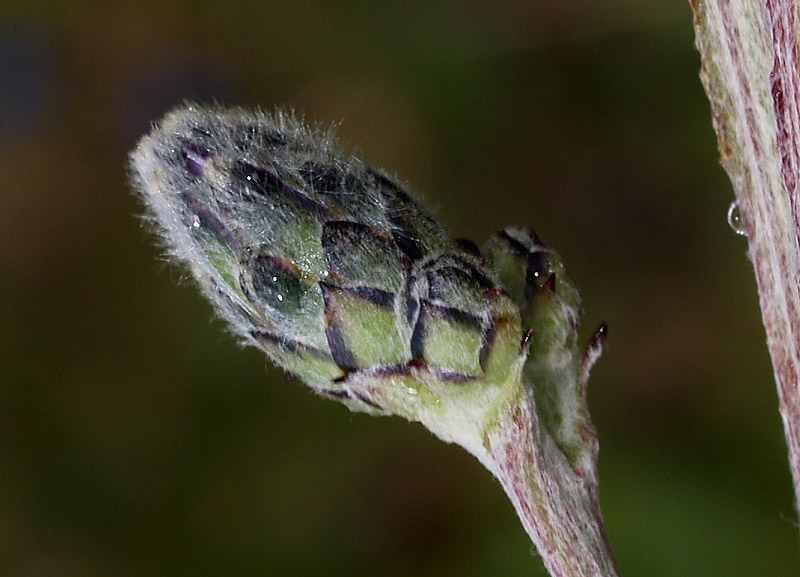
[1,1,797,576]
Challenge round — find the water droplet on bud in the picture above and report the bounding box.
[727,201,747,236]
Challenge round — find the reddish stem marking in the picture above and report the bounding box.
[768,0,800,240]
[766,0,800,500]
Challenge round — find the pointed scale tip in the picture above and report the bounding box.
[578,322,608,396]
[542,272,556,294]
[591,322,608,346]
[528,229,545,248]
[520,327,534,351]
[585,322,608,358]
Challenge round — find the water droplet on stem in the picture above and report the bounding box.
[727,201,747,236]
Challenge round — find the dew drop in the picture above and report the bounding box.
[727,201,747,236]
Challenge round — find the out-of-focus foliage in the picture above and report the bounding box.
[0,2,796,576]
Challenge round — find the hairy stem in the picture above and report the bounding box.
[691,0,800,514]
[482,388,620,577]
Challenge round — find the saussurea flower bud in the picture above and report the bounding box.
[130,104,618,577]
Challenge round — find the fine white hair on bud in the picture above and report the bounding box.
[130,104,619,577]
[129,103,596,466]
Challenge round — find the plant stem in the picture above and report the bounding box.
[482,388,620,577]
[691,0,800,514]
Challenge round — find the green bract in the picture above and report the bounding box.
[130,104,596,462]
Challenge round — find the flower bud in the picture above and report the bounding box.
[129,104,530,442]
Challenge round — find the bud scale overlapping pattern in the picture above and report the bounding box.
[130,104,586,456]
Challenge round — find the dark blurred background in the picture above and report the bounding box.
[1,1,796,576]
